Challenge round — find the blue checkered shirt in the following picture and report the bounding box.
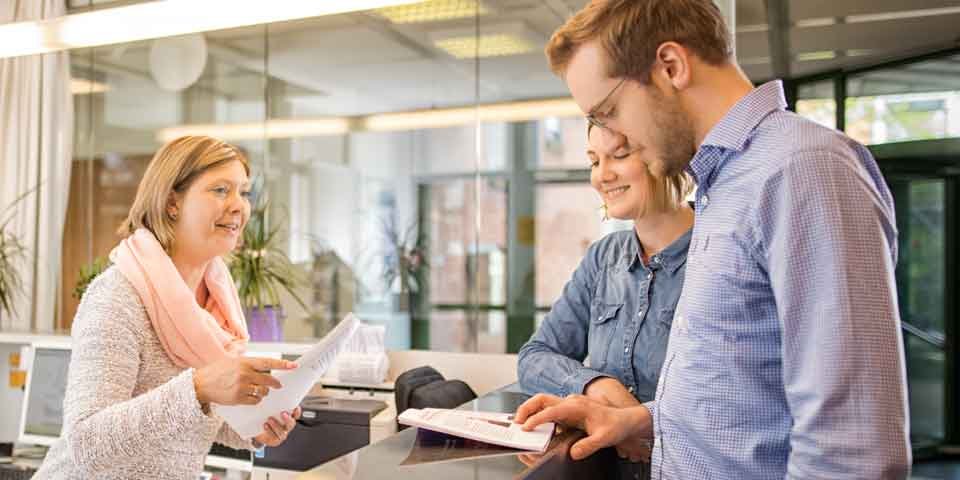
[647,81,911,479]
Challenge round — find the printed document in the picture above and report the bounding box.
[398,408,554,453]
[214,314,360,438]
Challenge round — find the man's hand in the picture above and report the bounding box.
[584,377,640,408]
[514,393,653,461]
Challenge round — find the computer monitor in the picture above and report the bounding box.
[18,343,71,447]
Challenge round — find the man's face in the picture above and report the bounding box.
[565,41,696,178]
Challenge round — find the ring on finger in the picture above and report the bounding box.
[250,385,261,398]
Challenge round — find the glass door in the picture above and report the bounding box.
[887,175,947,450]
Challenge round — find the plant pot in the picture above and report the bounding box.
[246,306,284,342]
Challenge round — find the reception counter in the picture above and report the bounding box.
[296,390,645,480]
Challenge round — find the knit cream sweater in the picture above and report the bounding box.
[34,267,252,479]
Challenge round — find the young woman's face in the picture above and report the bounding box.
[170,160,251,262]
[588,127,656,221]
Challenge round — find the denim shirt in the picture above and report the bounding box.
[518,227,691,403]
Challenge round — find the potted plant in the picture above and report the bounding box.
[378,215,429,346]
[229,195,308,342]
[0,193,30,325]
[73,257,112,301]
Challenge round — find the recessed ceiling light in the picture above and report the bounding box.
[846,5,960,23]
[375,0,488,24]
[430,21,540,59]
[434,33,536,59]
[796,51,837,62]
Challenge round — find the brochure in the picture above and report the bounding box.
[398,408,555,453]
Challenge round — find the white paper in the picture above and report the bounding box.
[214,314,360,438]
[398,408,555,453]
[332,323,389,384]
[335,352,389,384]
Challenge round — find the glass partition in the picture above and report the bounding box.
[52,1,601,353]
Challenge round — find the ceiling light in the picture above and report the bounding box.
[156,118,352,143]
[430,21,540,59]
[375,0,488,24]
[70,78,109,95]
[794,17,837,28]
[434,33,535,58]
[846,49,879,57]
[736,24,769,34]
[796,51,837,62]
[364,98,580,131]
[156,98,582,141]
[0,0,423,59]
[846,5,960,23]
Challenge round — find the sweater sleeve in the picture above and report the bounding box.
[60,272,213,473]
[214,422,256,451]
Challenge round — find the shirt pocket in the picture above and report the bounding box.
[658,307,676,329]
[587,302,623,370]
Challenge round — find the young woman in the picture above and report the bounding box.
[517,125,693,466]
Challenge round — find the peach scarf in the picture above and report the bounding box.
[110,228,248,368]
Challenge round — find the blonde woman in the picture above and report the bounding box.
[517,125,692,468]
[36,136,300,479]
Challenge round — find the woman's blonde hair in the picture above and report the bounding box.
[588,123,691,216]
[118,136,250,251]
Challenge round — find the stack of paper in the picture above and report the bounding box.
[332,323,389,384]
[398,408,555,453]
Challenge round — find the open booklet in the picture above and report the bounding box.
[214,314,360,438]
[398,408,555,453]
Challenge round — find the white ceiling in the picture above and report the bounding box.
[69,0,960,118]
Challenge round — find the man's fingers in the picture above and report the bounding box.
[570,434,606,461]
[514,394,560,424]
[522,402,578,432]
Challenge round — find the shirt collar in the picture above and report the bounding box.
[686,80,787,187]
[625,226,692,275]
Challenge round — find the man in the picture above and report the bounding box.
[515,0,910,478]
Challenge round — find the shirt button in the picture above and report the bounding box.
[647,272,653,280]
[702,195,710,207]
[637,310,643,317]
[628,386,635,394]
[624,347,629,353]
[598,316,603,322]
[652,256,660,263]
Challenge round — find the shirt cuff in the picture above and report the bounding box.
[642,400,657,437]
[565,368,612,397]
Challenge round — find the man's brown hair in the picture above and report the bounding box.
[546,0,732,81]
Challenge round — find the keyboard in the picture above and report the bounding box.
[0,463,37,480]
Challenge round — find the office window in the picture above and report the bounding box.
[795,80,837,129]
[846,54,960,145]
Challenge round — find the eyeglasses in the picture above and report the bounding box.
[586,77,626,131]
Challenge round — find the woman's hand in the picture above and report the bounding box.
[253,407,301,447]
[193,357,297,406]
[583,377,641,408]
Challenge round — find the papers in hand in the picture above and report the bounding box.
[398,408,555,453]
[214,314,360,438]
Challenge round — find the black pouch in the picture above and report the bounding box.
[394,366,477,430]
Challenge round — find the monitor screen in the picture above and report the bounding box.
[22,346,70,441]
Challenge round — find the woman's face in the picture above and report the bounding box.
[588,127,655,221]
[170,160,251,262]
